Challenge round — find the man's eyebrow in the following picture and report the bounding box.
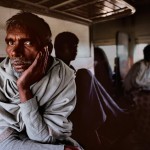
[20,38,33,42]
[5,37,32,42]
[5,37,13,42]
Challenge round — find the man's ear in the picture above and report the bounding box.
[48,42,53,54]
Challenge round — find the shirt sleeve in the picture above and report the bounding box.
[43,77,76,140]
[123,61,141,92]
[18,76,76,144]
[18,60,76,144]
[0,130,64,150]
[19,98,53,143]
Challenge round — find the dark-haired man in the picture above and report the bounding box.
[54,32,79,72]
[0,11,81,150]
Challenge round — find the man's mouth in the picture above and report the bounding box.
[11,58,32,72]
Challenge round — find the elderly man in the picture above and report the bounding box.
[0,11,81,150]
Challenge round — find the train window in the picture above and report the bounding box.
[98,45,116,72]
[133,43,148,63]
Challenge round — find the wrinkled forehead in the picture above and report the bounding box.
[7,25,34,37]
[6,25,42,46]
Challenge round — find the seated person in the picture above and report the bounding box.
[94,47,115,99]
[123,44,150,149]
[124,44,150,92]
[0,12,81,150]
[54,31,78,72]
[54,32,134,150]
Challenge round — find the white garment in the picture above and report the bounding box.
[0,57,76,144]
[124,60,150,91]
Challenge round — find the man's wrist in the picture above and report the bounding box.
[18,88,33,103]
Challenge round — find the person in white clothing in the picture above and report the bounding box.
[0,11,81,150]
[123,44,150,149]
[124,44,150,92]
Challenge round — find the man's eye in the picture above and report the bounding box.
[24,41,32,46]
[7,40,14,46]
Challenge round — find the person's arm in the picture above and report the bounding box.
[64,146,81,150]
[17,48,49,102]
[123,61,141,92]
[0,131,64,150]
[18,75,76,143]
[17,48,53,142]
[19,98,53,143]
[17,49,76,144]
[0,129,81,150]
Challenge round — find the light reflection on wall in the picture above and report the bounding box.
[133,44,148,63]
[99,45,116,72]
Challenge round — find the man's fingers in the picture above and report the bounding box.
[29,47,49,76]
[43,46,49,74]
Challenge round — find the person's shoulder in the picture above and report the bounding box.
[137,59,144,63]
[129,59,143,71]
[133,59,143,66]
[54,57,75,76]
[69,65,76,72]
[55,58,69,68]
[0,57,10,69]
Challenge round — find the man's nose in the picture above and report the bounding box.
[11,43,23,58]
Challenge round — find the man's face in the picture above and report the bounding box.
[69,44,78,60]
[5,27,40,73]
[63,43,78,61]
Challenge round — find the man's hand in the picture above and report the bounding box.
[17,47,50,102]
[64,145,81,150]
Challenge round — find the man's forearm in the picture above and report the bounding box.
[19,98,53,143]
[0,131,64,150]
[18,87,33,103]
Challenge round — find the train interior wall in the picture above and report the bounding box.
[91,5,150,77]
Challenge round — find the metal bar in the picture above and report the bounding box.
[114,0,135,13]
[16,0,47,9]
[37,0,49,4]
[49,0,78,9]
[90,7,128,19]
[51,9,92,22]
[64,0,101,11]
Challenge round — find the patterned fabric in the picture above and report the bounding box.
[133,91,150,141]
[114,91,150,150]
[124,60,150,92]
